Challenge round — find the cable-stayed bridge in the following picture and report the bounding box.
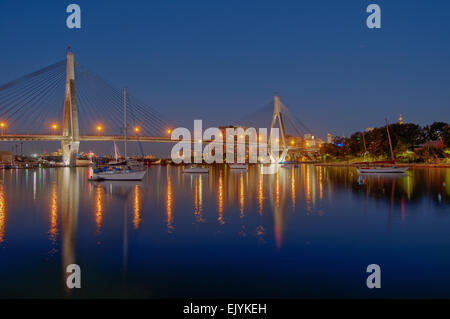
[0,52,317,165]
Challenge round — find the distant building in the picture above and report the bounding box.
[327,133,333,144]
[398,114,403,125]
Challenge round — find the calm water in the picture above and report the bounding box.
[0,165,449,298]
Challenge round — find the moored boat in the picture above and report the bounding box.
[356,119,409,174]
[92,166,146,181]
[229,163,248,170]
[357,166,409,174]
[183,165,209,173]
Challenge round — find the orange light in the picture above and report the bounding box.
[167,129,172,135]
[0,122,5,128]
[51,123,58,130]
[96,125,103,132]
[290,140,295,145]
[134,126,140,133]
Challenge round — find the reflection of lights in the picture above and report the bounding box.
[217,169,224,224]
[49,183,58,242]
[194,176,204,223]
[305,165,311,212]
[0,184,5,244]
[95,184,103,234]
[239,172,244,218]
[133,185,141,230]
[291,167,295,209]
[258,169,263,215]
[275,170,280,208]
[166,167,174,232]
[319,167,323,201]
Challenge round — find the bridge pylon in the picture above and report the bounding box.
[61,51,80,166]
[269,95,288,163]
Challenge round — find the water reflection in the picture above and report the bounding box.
[217,169,224,224]
[0,182,5,245]
[60,168,80,294]
[49,182,58,243]
[0,165,449,298]
[194,175,204,223]
[166,166,174,232]
[133,184,141,230]
[95,184,103,235]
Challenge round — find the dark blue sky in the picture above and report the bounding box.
[1,0,449,141]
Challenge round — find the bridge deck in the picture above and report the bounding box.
[0,134,307,150]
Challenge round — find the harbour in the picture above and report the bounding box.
[0,165,448,298]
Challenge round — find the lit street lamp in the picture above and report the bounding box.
[96,125,103,135]
[0,122,5,135]
[51,123,58,134]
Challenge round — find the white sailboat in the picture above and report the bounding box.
[356,119,409,174]
[91,88,146,181]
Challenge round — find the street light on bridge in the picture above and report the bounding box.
[0,122,6,135]
[134,126,140,134]
[166,128,172,135]
[50,123,58,134]
[96,125,103,135]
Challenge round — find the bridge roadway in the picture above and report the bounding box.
[0,134,306,150]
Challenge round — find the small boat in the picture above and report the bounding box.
[281,163,298,168]
[92,166,146,181]
[357,166,409,174]
[229,163,248,170]
[356,119,409,174]
[183,165,210,173]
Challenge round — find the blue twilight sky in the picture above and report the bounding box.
[0,0,449,142]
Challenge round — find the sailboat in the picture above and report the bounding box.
[91,88,147,181]
[356,119,409,174]
[108,142,127,166]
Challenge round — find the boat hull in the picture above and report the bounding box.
[94,170,147,180]
[229,164,248,170]
[183,168,209,173]
[357,167,409,174]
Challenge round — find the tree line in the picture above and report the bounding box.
[320,122,450,163]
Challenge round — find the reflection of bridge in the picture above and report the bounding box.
[0,51,316,165]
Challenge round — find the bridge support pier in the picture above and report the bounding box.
[269,95,288,163]
[61,51,80,166]
[61,140,80,166]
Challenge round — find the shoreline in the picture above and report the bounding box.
[314,162,450,168]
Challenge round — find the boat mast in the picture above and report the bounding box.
[361,132,367,154]
[123,87,127,159]
[385,118,395,162]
